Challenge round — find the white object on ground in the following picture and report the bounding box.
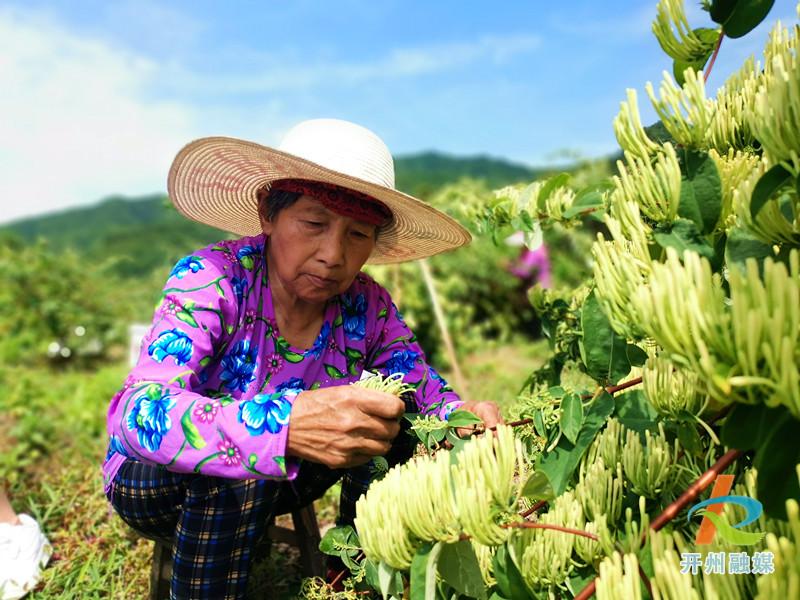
[0,514,52,600]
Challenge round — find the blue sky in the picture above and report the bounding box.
[0,0,797,222]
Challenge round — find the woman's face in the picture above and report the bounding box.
[260,195,377,305]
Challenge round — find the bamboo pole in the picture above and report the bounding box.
[418,259,468,396]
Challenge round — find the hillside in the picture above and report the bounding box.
[0,151,542,277]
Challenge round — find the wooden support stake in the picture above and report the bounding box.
[419,259,468,397]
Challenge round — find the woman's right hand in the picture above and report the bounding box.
[286,386,405,469]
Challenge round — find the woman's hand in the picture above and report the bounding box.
[286,386,405,469]
[457,400,504,436]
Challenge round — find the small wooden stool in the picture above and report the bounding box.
[148,505,325,600]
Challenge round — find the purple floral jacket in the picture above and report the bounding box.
[103,234,462,490]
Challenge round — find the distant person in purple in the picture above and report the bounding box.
[506,231,552,289]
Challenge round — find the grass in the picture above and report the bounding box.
[1,339,548,598]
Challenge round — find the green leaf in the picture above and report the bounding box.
[626,344,648,367]
[672,28,719,85]
[319,525,359,556]
[325,364,347,379]
[180,404,207,449]
[537,392,615,495]
[283,349,305,363]
[723,404,800,519]
[725,227,774,266]
[644,120,675,145]
[613,390,658,435]
[678,149,723,234]
[239,255,254,270]
[653,219,715,259]
[438,540,487,599]
[346,347,364,360]
[175,309,199,328]
[520,471,555,502]
[579,290,632,385]
[537,173,571,213]
[750,163,791,219]
[410,542,443,600]
[377,560,397,600]
[677,421,703,455]
[754,413,800,519]
[721,403,791,451]
[492,545,530,600]
[446,409,484,429]
[710,0,775,38]
[560,393,583,444]
[562,190,606,219]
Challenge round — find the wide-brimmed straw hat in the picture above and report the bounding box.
[167,118,472,264]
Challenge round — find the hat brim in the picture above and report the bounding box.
[167,137,472,264]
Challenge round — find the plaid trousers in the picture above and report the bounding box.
[108,429,415,600]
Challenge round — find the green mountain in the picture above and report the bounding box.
[1,151,542,278]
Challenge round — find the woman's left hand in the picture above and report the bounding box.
[457,400,504,436]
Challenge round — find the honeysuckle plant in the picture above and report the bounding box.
[302,1,800,598]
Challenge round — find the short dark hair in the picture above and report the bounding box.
[258,187,302,222]
[257,185,387,240]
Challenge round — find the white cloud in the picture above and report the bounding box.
[0,7,197,223]
[173,33,542,94]
[0,5,543,224]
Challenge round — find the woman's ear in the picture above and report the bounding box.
[259,210,272,235]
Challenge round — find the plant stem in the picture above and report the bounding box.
[459,521,600,542]
[704,31,725,83]
[519,500,547,518]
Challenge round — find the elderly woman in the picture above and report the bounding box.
[103,119,502,599]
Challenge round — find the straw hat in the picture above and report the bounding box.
[167,119,472,264]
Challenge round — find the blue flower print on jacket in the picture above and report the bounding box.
[341,293,367,340]
[220,340,259,392]
[236,245,262,270]
[105,434,129,460]
[148,329,194,365]
[169,256,204,280]
[238,389,298,435]
[305,322,331,359]
[230,277,248,303]
[126,386,177,452]
[385,349,420,376]
[275,377,306,393]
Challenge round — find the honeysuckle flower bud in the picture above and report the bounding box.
[731,154,799,245]
[649,530,701,599]
[622,424,677,498]
[709,148,761,229]
[651,0,719,63]
[709,58,760,152]
[614,88,661,160]
[646,68,714,148]
[756,499,799,599]
[573,515,615,565]
[355,426,526,567]
[472,541,496,587]
[585,418,625,469]
[593,201,654,338]
[617,496,651,555]
[513,491,584,588]
[728,251,800,416]
[575,458,624,523]
[611,144,682,224]
[453,426,527,546]
[595,552,642,600]
[642,354,705,419]
[751,20,800,176]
